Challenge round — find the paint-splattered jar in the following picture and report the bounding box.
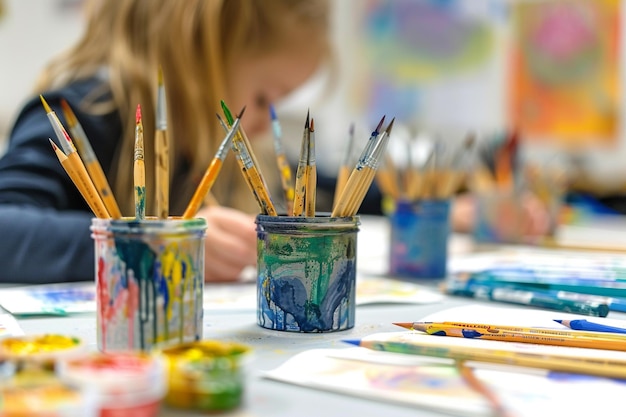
[0,361,97,416]
[389,199,451,279]
[91,217,207,352]
[0,334,86,366]
[161,340,251,411]
[57,351,166,417]
[256,214,360,332]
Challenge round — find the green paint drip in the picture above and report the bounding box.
[135,186,146,219]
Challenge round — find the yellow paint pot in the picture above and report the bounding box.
[161,340,251,411]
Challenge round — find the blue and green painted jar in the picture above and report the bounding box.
[256,214,360,333]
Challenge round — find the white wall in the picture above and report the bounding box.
[0,0,85,143]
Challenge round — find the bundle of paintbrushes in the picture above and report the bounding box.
[470,130,568,243]
[41,73,241,221]
[374,132,476,206]
[43,77,392,221]
[269,111,394,218]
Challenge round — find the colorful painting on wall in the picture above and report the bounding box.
[509,0,620,145]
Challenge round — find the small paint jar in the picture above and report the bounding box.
[388,199,451,279]
[0,334,86,367]
[91,217,207,352]
[256,214,360,332]
[161,340,251,412]
[0,361,97,416]
[57,351,166,417]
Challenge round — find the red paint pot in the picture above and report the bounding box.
[57,351,166,417]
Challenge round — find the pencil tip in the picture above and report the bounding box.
[392,322,411,329]
[48,138,57,149]
[553,319,563,324]
[237,106,246,119]
[305,109,310,128]
[342,339,361,347]
[136,104,142,124]
[310,118,315,132]
[40,95,52,113]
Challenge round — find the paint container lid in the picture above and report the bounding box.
[161,340,252,411]
[0,363,97,416]
[255,213,360,234]
[0,334,86,366]
[57,351,166,404]
[91,216,207,237]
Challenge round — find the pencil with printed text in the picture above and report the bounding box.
[333,123,355,210]
[305,117,317,217]
[404,322,626,351]
[220,101,277,216]
[342,334,626,379]
[60,99,121,218]
[49,139,106,218]
[182,109,243,219]
[134,104,146,220]
[292,111,310,217]
[41,95,109,219]
[155,69,169,219]
[396,321,626,341]
[270,104,295,215]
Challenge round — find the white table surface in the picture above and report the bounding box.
[12,215,626,417]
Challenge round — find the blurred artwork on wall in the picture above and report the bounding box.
[509,0,620,146]
[351,0,504,133]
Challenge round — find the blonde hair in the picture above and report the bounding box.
[35,0,330,215]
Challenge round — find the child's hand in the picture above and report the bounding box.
[197,205,257,282]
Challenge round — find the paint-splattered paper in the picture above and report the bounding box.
[265,343,626,416]
[264,347,491,416]
[0,282,96,316]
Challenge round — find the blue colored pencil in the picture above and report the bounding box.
[555,319,626,335]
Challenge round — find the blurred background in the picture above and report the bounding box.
[0,0,624,213]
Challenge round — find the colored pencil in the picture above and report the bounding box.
[182,110,242,219]
[305,117,317,217]
[49,139,107,218]
[444,279,610,317]
[269,104,295,216]
[292,111,310,217]
[134,104,146,220]
[342,333,626,379]
[155,68,169,219]
[60,99,121,218]
[220,101,277,216]
[404,322,626,351]
[41,96,109,219]
[456,361,514,417]
[555,319,626,335]
[333,123,355,210]
[398,320,626,341]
